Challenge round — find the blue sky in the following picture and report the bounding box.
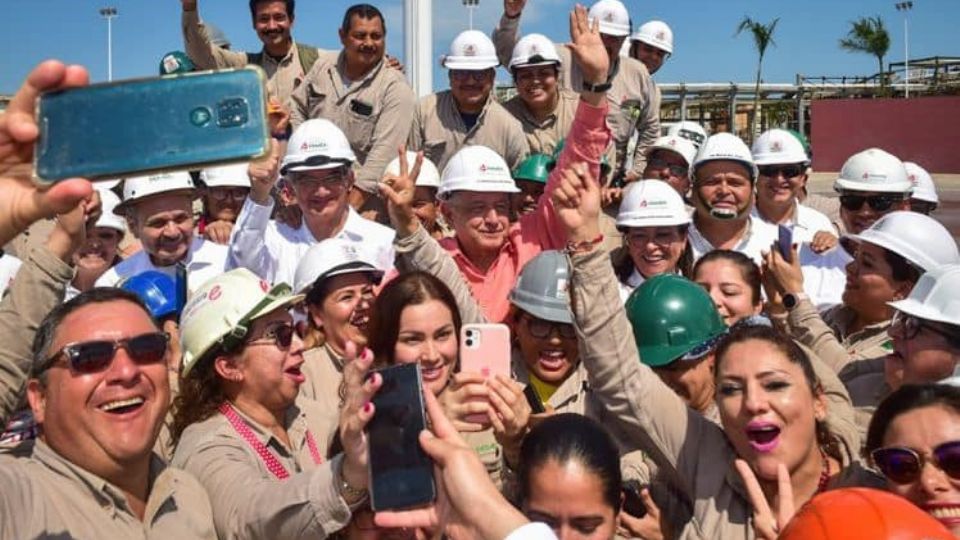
[2,0,957,94]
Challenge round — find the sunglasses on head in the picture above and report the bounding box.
[871,440,960,484]
[758,164,804,179]
[839,194,901,212]
[246,322,297,348]
[45,332,170,375]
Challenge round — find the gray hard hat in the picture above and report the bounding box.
[509,250,572,324]
[203,22,231,49]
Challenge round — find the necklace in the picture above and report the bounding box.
[816,448,832,494]
[219,402,323,480]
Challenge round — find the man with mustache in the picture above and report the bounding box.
[289,4,415,219]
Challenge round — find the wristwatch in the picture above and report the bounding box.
[336,460,368,508]
[783,292,809,311]
[581,79,612,93]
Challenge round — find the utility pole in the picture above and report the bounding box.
[463,0,480,30]
[404,0,433,97]
[895,2,913,98]
[99,7,118,81]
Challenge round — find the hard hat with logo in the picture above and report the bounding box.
[442,30,499,70]
[889,264,960,327]
[509,250,572,324]
[201,163,251,189]
[667,121,708,149]
[625,274,727,367]
[120,271,179,321]
[617,179,691,229]
[588,0,631,37]
[94,187,126,233]
[630,20,674,55]
[513,154,554,185]
[510,34,562,70]
[115,172,196,215]
[646,135,698,168]
[281,119,356,176]
[179,268,304,378]
[833,148,912,194]
[159,51,194,75]
[384,151,441,189]
[904,161,939,204]
[692,133,758,182]
[293,238,384,297]
[438,145,520,200]
[752,129,809,166]
[844,211,960,273]
[779,488,953,540]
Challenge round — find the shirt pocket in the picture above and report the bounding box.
[343,105,377,155]
[304,83,328,119]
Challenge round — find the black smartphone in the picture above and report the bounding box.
[523,384,546,414]
[622,484,648,518]
[368,363,436,511]
[777,224,794,262]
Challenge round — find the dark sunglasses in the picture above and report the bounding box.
[451,69,490,82]
[839,194,901,212]
[45,332,170,375]
[871,440,960,484]
[648,157,688,177]
[246,322,296,348]
[526,317,577,339]
[758,164,804,179]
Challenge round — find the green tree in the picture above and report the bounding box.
[839,16,891,90]
[736,16,779,141]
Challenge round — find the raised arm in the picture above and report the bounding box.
[491,0,527,67]
[181,0,248,70]
[227,141,282,281]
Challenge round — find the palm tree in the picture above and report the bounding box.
[839,16,891,91]
[736,16,779,142]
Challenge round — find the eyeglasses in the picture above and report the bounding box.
[525,316,576,339]
[246,322,296,348]
[871,440,960,484]
[450,69,490,82]
[839,194,901,212]
[758,164,804,179]
[208,187,250,202]
[44,332,170,375]
[891,311,956,342]
[648,157,688,177]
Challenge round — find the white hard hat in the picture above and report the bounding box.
[646,135,698,167]
[438,145,520,200]
[904,162,939,204]
[666,121,708,149]
[115,171,195,215]
[889,264,960,327]
[94,187,126,233]
[202,163,251,189]
[692,133,758,182]
[294,238,384,296]
[281,119,356,176]
[442,30,499,70]
[179,268,303,378]
[509,34,562,70]
[588,0,631,37]
[844,211,960,273]
[384,151,441,189]
[631,20,674,55]
[617,179,692,228]
[752,129,809,166]
[833,148,912,194]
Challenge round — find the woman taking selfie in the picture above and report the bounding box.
[171,269,377,539]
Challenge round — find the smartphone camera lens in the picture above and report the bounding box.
[465,339,474,347]
[217,98,249,128]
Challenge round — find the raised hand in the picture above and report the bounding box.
[735,459,795,540]
[810,230,838,254]
[248,139,281,205]
[439,371,492,433]
[566,4,609,87]
[504,0,527,17]
[378,146,424,238]
[181,0,198,12]
[339,342,382,490]
[762,242,804,295]
[552,162,602,244]
[203,219,235,245]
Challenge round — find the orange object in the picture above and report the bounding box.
[780,488,953,540]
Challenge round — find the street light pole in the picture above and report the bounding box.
[99,7,118,81]
[463,0,479,30]
[895,1,913,98]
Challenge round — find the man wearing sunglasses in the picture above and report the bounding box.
[1,288,216,537]
[834,148,912,236]
[229,118,395,288]
[639,135,697,202]
[408,30,528,173]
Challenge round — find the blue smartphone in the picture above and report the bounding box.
[778,224,794,262]
[34,67,270,184]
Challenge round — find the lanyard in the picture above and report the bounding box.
[218,402,323,480]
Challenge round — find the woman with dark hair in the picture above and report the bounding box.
[518,414,621,540]
[692,249,763,326]
[866,384,960,536]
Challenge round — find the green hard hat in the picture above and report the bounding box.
[514,153,554,185]
[625,274,727,367]
[159,51,195,75]
[509,250,572,324]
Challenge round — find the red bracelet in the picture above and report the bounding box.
[565,234,604,254]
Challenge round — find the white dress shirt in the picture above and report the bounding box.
[96,237,228,294]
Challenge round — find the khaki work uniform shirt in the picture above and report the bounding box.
[569,247,884,539]
[171,398,349,539]
[300,344,347,423]
[182,10,324,104]
[290,53,416,195]
[407,90,529,173]
[493,14,660,178]
[0,440,215,539]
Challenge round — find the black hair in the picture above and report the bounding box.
[715,324,819,394]
[883,249,922,285]
[518,413,621,511]
[249,0,294,21]
[692,249,762,307]
[341,4,385,34]
[866,384,960,454]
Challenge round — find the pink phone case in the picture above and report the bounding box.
[459,324,512,424]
